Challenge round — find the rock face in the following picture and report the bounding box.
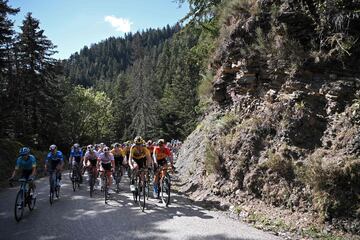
[176,0,360,235]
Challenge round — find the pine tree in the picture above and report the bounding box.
[15,12,60,146]
[0,0,19,137]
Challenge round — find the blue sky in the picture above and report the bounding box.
[9,0,189,59]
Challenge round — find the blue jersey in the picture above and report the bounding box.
[15,155,36,170]
[45,150,64,164]
[70,148,83,158]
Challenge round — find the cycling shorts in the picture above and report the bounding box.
[74,156,81,163]
[102,163,112,171]
[21,169,33,180]
[157,158,167,167]
[134,157,146,169]
[89,159,97,167]
[114,156,124,168]
[49,159,61,171]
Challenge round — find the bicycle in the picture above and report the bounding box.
[86,165,97,197]
[99,169,112,204]
[131,168,149,212]
[70,162,81,191]
[157,165,172,206]
[113,165,123,193]
[48,170,60,205]
[10,178,36,222]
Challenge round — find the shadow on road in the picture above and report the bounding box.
[0,173,278,240]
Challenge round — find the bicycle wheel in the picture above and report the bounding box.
[14,190,24,222]
[104,175,108,204]
[72,169,77,191]
[138,175,146,212]
[56,185,60,198]
[131,174,138,203]
[89,172,94,197]
[27,186,36,211]
[115,169,122,193]
[146,172,150,200]
[161,174,171,206]
[49,174,55,205]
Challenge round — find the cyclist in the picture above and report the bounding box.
[98,146,115,192]
[129,136,152,190]
[111,143,127,176]
[84,145,99,185]
[9,147,37,189]
[98,142,105,153]
[45,144,64,186]
[153,139,174,197]
[146,140,155,167]
[69,143,83,183]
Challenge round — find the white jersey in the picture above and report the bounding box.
[85,151,98,160]
[98,152,114,164]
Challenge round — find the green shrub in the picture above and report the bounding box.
[204,140,220,174]
[261,150,295,181]
[305,155,360,220]
[215,112,238,133]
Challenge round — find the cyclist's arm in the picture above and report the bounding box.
[145,151,152,168]
[110,154,115,170]
[30,156,37,177]
[153,151,158,165]
[57,152,65,170]
[128,148,134,169]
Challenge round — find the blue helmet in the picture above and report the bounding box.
[19,147,30,156]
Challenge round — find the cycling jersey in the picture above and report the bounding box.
[111,148,125,158]
[15,155,36,170]
[45,151,64,164]
[98,152,114,164]
[130,145,150,159]
[124,146,130,157]
[70,148,83,158]
[85,151,98,166]
[85,151,98,159]
[153,146,171,160]
[46,150,64,171]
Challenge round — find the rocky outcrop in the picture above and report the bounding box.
[176,0,360,235]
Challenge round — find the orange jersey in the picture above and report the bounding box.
[153,146,171,160]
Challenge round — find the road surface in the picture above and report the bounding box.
[0,172,282,240]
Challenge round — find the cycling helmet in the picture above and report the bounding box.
[87,144,94,151]
[103,147,110,152]
[114,142,120,148]
[158,139,165,145]
[49,144,57,151]
[19,147,30,156]
[147,140,153,146]
[134,136,144,145]
[74,143,80,148]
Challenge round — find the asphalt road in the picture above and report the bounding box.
[0,172,282,240]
